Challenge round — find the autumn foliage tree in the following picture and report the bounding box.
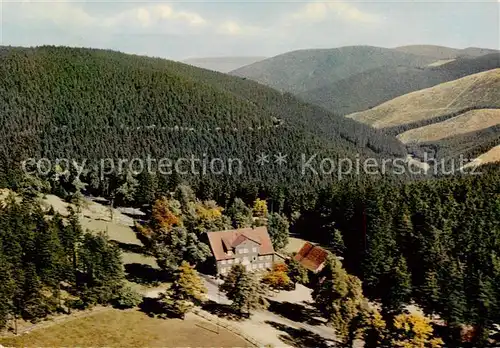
[262,264,291,290]
[161,261,207,319]
[390,313,443,348]
[252,198,268,218]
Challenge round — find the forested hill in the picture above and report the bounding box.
[0,46,405,196]
[230,46,436,94]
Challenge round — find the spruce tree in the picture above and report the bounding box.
[267,213,289,250]
[220,264,264,316]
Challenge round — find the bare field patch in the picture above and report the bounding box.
[42,195,158,269]
[397,109,500,144]
[347,69,500,128]
[465,145,500,168]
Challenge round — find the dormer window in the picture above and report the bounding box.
[252,247,258,253]
[227,250,233,256]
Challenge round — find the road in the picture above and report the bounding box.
[142,274,230,305]
[142,274,337,347]
[199,274,230,304]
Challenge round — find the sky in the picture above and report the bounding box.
[0,0,498,60]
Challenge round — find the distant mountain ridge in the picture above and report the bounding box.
[230,44,498,115]
[230,45,437,94]
[298,53,500,115]
[394,45,499,59]
[182,56,266,73]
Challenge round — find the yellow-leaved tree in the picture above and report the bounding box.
[391,313,443,348]
[252,198,268,218]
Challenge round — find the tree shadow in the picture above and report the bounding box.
[116,207,147,220]
[124,263,171,285]
[265,320,337,348]
[201,300,248,321]
[267,299,324,326]
[138,297,184,319]
[112,240,148,255]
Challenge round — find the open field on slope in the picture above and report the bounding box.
[182,56,267,73]
[347,69,500,129]
[397,109,500,144]
[394,45,498,59]
[41,195,158,269]
[465,145,500,168]
[299,53,499,115]
[427,59,456,67]
[0,309,250,347]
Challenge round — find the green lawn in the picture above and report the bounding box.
[0,309,251,347]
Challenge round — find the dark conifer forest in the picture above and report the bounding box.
[0,45,406,198]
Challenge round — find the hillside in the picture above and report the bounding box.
[394,45,498,59]
[230,46,436,94]
[182,56,266,73]
[0,46,406,196]
[465,145,500,167]
[397,109,500,144]
[347,69,500,129]
[299,53,499,114]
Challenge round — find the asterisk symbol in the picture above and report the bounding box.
[274,153,288,166]
[256,153,269,166]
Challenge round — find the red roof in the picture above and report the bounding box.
[207,226,275,261]
[294,242,328,272]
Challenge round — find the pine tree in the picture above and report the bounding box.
[78,232,125,305]
[220,264,265,316]
[312,257,365,344]
[21,263,48,321]
[381,255,412,316]
[419,271,442,316]
[227,198,253,228]
[286,257,309,288]
[330,228,345,256]
[61,207,83,282]
[267,213,289,250]
[0,252,15,329]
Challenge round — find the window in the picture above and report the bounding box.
[228,259,233,264]
[244,248,248,253]
[258,256,264,261]
[221,260,226,265]
[265,263,271,268]
[252,264,258,269]
[252,247,258,253]
[259,263,264,269]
